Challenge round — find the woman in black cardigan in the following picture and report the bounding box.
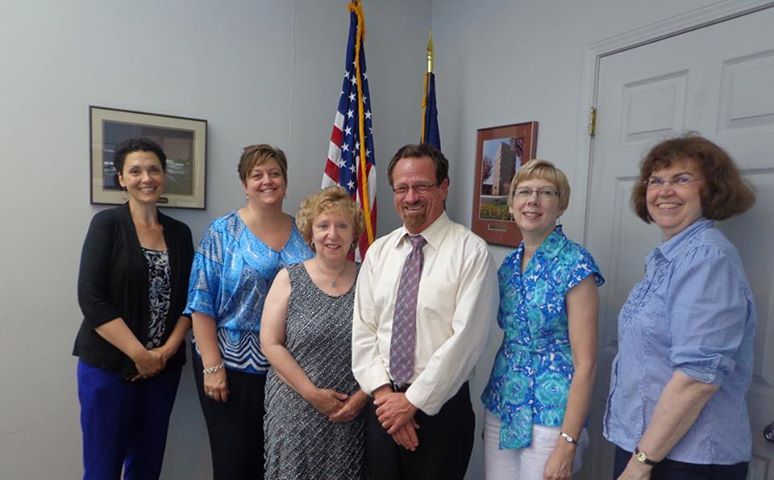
[73,137,194,480]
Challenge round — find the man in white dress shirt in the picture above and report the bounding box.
[352,143,498,479]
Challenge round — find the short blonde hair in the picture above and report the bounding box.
[508,159,571,211]
[296,186,365,248]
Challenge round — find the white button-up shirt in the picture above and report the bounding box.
[352,212,498,414]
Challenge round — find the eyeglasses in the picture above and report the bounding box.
[645,174,703,189]
[392,183,438,196]
[512,187,559,200]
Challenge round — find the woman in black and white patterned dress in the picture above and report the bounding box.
[261,186,367,479]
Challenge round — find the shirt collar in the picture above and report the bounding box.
[652,218,713,262]
[394,211,450,250]
[511,224,567,274]
[535,224,568,261]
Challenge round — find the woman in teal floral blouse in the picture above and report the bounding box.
[482,159,604,480]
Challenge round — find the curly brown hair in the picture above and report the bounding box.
[295,186,365,249]
[632,134,755,223]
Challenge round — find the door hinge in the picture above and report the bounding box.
[588,106,597,137]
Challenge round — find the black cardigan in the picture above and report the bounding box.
[73,204,194,378]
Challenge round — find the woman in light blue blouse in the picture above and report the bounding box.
[604,135,756,480]
[482,159,604,480]
[186,144,313,480]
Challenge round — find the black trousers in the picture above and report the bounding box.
[192,347,265,480]
[365,382,474,480]
[613,446,748,480]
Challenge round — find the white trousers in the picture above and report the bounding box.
[484,411,588,480]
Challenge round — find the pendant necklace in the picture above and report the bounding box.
[317,259,346,288]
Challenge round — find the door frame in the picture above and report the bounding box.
[575,0,774,246]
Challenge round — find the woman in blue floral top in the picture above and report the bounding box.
[482,159,604,480]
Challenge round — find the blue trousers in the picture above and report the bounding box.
[77,360,182,480]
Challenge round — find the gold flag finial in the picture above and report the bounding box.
[426,31,434,73]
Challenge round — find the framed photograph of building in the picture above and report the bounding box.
[471,121,538,246]
[89,106,208,209]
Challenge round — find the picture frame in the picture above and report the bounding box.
[471,121,538,247]
[90,106,208,209]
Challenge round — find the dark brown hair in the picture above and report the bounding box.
[113,137,166,173]
[238,144,288,184]
[387,143,449,187]
[632,134,755,222]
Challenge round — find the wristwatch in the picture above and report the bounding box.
[634,446,659,466]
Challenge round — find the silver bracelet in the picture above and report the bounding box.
[559,431,578,445]
[202,362,225,375]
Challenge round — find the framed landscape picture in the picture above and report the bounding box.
[90,106,207,209]
[471,121,538,247]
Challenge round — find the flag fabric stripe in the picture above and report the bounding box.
[322,0,377,261]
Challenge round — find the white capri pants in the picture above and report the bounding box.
[484,411,588,480]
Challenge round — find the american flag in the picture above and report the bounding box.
[322,0,376,261]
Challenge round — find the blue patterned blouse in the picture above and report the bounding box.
[185,211,313,374]
[482,225,604,449]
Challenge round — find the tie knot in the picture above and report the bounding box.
[409,235,426,250]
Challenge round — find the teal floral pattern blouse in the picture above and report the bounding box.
[481,225,604,449]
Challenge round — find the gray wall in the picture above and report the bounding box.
[0,0,719,478]
[0,1,429,478]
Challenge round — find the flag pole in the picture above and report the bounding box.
[426,31,434,73]
[348,0,374,245]
[421,32,433,143]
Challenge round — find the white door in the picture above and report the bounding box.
[583,7,774,479]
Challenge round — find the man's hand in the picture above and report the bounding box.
[391,419,420,451]
[370,386,420,450]
[374,391,418,434]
